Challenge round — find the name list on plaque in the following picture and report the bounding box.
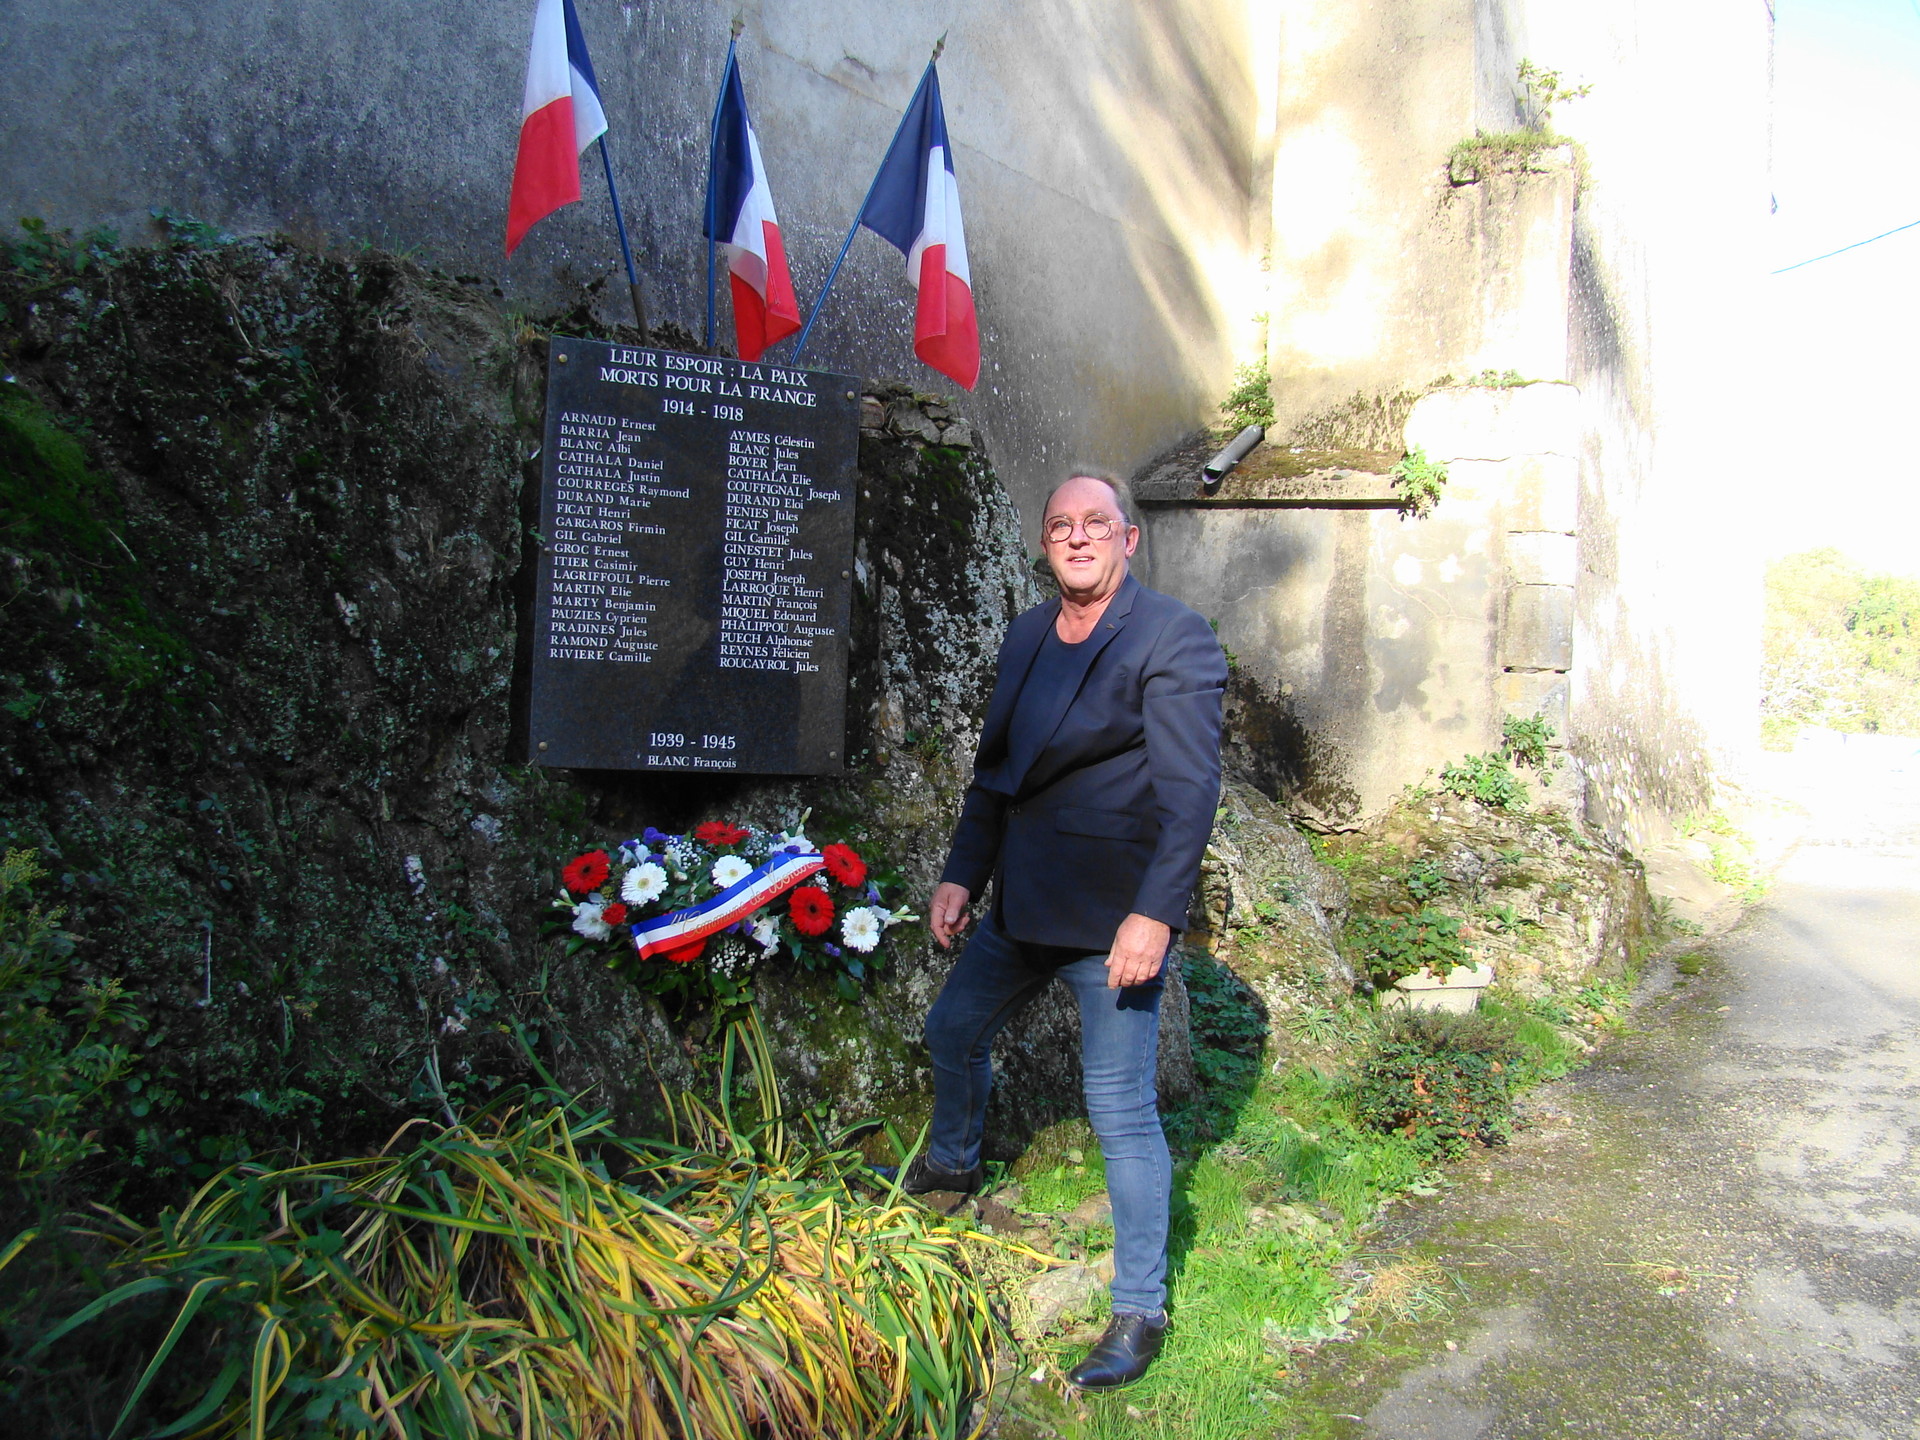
[528,337,859,773]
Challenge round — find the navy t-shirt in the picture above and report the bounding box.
[1003,624,1084,796]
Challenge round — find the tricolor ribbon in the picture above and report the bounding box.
[630,850,825,961]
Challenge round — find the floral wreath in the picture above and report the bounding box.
[551,818,915,1006]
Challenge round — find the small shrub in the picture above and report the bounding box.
[1347,908,1471,991]
[0,849,142,1192]
[1165,949,1268,1151]
[1437,715,1558,811]
[1403,859,1450,902]
[1391,446,1448,518]
[1517,58,1592,127]
[1439,752,1529,811]
[1221,362,1275,431]
[1500,713,1558,775]
[1354,1009,1522,1158]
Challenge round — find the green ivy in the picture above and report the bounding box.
[1346,907,1470,991]
[1164,947,1267,1153]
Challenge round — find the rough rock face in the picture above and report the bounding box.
[1345,792,1652,993]
[0,231,1178,1184]
[1191,778,1652,1060]
[1191,779,1353,1028]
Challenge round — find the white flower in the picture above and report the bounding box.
[841,906,885,953]
[621,862,667,906]
[710,935,757,978]
[750,916,781,955]
[711,855,752,889]
[571,899,611,941]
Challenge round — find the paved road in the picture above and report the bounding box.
[1315,739,1920,1438]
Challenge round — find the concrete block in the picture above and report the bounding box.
[1436,458,1505,504]
[1403,383,1582,463]
[1501,584,1573,670]
[1506,531,1577,586]
[1501,454,1579,533]
[1499,670,1569,732]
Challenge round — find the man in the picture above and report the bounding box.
[915,470,1226,1390]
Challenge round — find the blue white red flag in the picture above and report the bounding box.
[704,51,801,361]
[858,63,979,390]
[506,0,609,256]
[628,850,824,962]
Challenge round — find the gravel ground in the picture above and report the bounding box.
[1293,738,1920,1438]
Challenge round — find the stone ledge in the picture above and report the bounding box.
[1137,475,1403,509]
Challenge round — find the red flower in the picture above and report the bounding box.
[600,902,629,926]
[663,937,706,964]
[788,885,834,937]
[821,843,867,888]
[562,850,611,895]
[694,821,750,847]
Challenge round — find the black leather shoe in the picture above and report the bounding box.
[1067,1312,1169,1391]
[871,1155,984,1196]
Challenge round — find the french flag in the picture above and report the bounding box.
[858,64,979,390]
[505,0,608,256]
[704,51,801,361]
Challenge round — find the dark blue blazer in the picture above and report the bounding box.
[940,573,1227,950]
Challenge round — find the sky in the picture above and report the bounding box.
[1765,0,1920,575]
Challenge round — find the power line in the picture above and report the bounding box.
[1772,217,1920,274]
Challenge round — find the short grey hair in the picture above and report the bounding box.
[1043,469,1136,531]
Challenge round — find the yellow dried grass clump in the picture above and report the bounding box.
[36,1019,1005,1439]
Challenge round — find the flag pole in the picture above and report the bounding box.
[596,137,648,339]
[792,35,944,364]
[705,23,743,352]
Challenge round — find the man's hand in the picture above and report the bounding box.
[929,882,973,949]
[1105,913,1171,989]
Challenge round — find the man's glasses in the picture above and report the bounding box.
[1045,514,1122,544]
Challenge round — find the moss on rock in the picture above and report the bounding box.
[0,227,1116,1193]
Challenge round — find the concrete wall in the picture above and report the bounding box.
[1143,382,1580,823]
[1496,0,1771,841]
[1261,0,1574,432]
[0,0,1265,520]
[1144,0,1768,840]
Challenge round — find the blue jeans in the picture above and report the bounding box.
[922,914,1172,1316]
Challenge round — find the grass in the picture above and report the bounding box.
[1678,810,1771,904]
[12,1018,1010,1440]
[1019,1067,1432,1438]
[1002,958,1639,1439]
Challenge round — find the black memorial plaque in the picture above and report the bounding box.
[528,337,859,773]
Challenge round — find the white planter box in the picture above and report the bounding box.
[1381,963,1495,1013]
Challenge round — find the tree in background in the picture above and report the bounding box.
[1763,549,1920,745]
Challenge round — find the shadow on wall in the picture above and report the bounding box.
[698,0,1265,519]
[1567,218,1716,841]
[1221,667,1363,831]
